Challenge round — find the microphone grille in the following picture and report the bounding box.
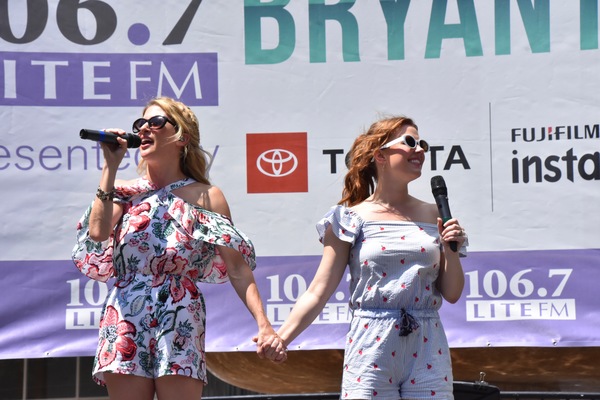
[127,134,142,148]
[430,175,447,195]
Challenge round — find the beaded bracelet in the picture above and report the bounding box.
[96,187,115,201]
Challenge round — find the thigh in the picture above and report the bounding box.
[155,375,204,400]
[342,316,402,399]
[399,320,453,399]
[104,373,155,400]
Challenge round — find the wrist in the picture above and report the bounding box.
[96,186,115,201]
[257,320,272,331]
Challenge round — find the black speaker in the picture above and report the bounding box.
[453,381,500,400]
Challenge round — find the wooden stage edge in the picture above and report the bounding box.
[207,347,600,394]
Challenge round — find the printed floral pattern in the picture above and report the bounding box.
[97,306,137,368]
[72,178,255,385]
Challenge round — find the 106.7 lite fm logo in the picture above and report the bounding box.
[0,0,215,106]
[464,267,575,322]
[65,278,108,329]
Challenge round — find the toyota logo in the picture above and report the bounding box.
[256,149,298,177]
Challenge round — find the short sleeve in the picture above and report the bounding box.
[71,203,115,282]
[316,205,363,246]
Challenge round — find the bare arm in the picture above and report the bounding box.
[436,217,466,303]
[277,226,350,348]
[207,186,285,360]
[88,133,128,241]
[218,246,273,327]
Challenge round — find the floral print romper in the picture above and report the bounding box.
[318,205,461,400]
[72,178,255,385]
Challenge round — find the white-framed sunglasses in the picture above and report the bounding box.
[380,134,429,152]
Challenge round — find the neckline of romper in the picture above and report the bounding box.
[135,177,196,204]
[144,177,194,193]
[364,220,436,228]
[138,177,235,224]
[342,205,436,228]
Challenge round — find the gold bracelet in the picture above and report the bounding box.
[96,187,115,201]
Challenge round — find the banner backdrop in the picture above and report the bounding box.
[0,1,599,359]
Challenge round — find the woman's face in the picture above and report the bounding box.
[379,125,426,179]
[135,105,181,160]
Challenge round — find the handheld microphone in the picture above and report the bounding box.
[430,175,457,252]
[79,129,141,148]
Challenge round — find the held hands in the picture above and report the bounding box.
[253,329,288,364]
[437,217,467,252]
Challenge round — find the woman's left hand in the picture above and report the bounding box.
[438,217,467,251]
[254,330,288,364]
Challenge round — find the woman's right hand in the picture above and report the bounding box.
[100,128,129,170]
[253,332,288,364]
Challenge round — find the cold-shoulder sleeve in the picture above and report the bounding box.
[71,203,116,282]
[167,198,256,284]
[316,205,363,246]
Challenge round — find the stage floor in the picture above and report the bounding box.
[207,347,600,394]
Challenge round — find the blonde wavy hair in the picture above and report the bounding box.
[339,116,418,207]
[136,97,211,185]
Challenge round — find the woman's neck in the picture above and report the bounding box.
[370,181,411,207]
[145,166,187,188]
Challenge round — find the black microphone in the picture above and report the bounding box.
[430,175,457,252]
[79,129,141,148]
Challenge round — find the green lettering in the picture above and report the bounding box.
[517,0,550,53]
[244,0,296,64]
[425,0,483,59]
[580,0,598,50]
[309,0,360,63]
[495,0,511,55]
[380,0,411,60]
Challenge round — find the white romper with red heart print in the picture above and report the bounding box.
[317,205,459,400]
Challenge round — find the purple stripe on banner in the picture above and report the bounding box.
[0,260,99,359]
[440,249,600,348]
[0,52,218,106]
[0,249,598,359]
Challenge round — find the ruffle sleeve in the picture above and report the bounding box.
[166,198,256,284]
[71,203,116,282]
[71,181,147,282]
[316,205,363,246]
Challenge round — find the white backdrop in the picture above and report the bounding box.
[0,1,599,357]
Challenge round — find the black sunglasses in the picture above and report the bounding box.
[132,115,177,133]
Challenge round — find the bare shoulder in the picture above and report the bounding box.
[347,201,377,221]
[350,197,439,224]
[177,182,231,218]
[205,185,232,218]
[416,198,439,224]
[348,201,369,214]
[115,178,138,187]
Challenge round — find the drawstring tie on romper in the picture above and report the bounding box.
[399,308,419,336]
[353,308,436,337]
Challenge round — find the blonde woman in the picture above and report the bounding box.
[73,97,285,399]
